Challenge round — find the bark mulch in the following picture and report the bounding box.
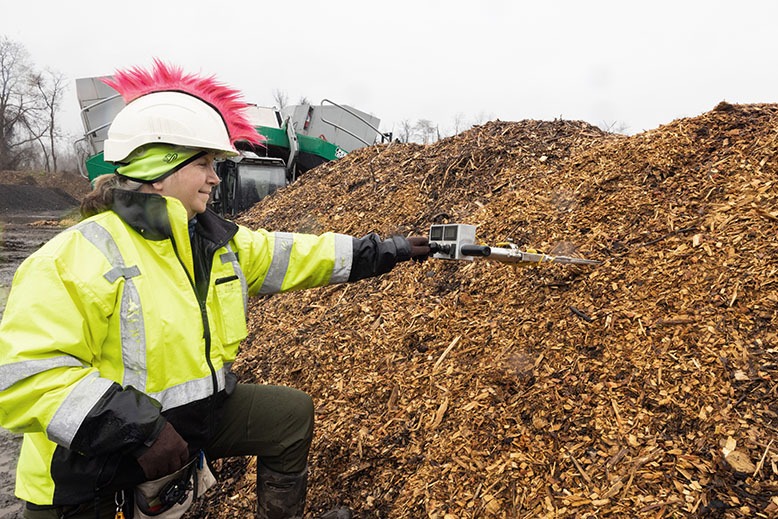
[189,102,777,518]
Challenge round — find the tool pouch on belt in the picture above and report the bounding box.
[133,452,216,519]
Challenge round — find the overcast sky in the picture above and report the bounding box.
[2,0,777,140]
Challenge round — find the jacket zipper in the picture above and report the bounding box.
[169,235,218,397]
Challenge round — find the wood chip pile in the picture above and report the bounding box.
[189,103,777,518]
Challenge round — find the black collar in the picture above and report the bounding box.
[112,189,238,246]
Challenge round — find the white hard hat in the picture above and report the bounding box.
[103,91,238,163]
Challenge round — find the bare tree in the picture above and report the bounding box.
[20,77,51,172]
[414,119,437,144]
[599,120,630,134]
[452,112,466,135]
[397,119,413,143]
[272,89,288,109]
[0,35,35,169]
[60,134,93,175]
[0,36,48,169]
[29,69,67,172]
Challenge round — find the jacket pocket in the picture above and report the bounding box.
[212,277,248,346]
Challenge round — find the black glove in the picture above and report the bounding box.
[407,236,431,262]
[135,422,190,480]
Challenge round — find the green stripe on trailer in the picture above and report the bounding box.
[256,125,290,148]
[256,125,346,162]
[297,134,345,161]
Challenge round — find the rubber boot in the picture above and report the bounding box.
[257,463,308,519]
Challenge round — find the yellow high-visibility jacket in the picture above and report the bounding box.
[0,189,410,506]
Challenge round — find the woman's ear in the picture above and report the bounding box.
[148,179,168,193]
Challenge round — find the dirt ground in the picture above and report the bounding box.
[0,216,68,519]
[0,171,90,518]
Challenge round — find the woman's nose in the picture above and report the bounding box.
[208,166,221,185]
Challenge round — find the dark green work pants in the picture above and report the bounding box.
[23,383,314,518]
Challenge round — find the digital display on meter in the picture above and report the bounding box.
[428,224,477,260]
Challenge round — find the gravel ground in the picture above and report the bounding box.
[0,430,22,519]
[0,175,88,518]
[0,216,69,519]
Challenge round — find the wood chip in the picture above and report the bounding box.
[187,105,778,519]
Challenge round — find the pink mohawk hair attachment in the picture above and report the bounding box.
[102,58,263,146]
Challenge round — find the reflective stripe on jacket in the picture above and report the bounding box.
[0,189,410,505]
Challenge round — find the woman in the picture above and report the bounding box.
[0,60,429,518]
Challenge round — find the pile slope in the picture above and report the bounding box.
[191,105,777,518]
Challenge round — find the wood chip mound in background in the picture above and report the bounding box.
[188,103,777,518]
